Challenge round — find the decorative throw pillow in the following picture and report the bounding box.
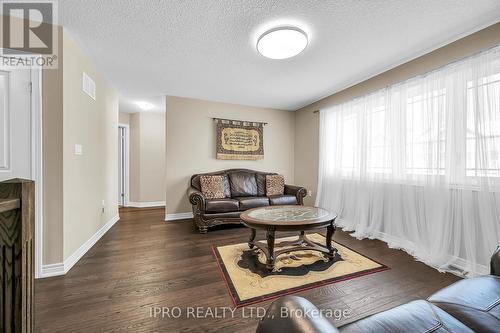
[200,175,225,199]
[266,175,285,196]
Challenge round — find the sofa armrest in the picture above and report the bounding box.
[284,185,307,205]
[187,187,205,211]
[256,296,339,333]
[491,246,500,276]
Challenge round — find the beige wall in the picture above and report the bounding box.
[294,23,500,205]
[129,113,140,202]
[42,27,64,264]
[127,112,166,203]
[61,31,119,260]
[166,96,296,214]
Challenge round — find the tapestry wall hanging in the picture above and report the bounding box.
[215,118,265,160]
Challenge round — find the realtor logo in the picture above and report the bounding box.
[2,1,53,53]
[1,1,58,68]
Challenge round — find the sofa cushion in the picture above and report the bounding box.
[269,194,297,206]
[339,300,473,333]
[235,197,269,211]
[229,172,257,197]
[222,175,231,198]
[199,175,225,199]
[428,275,500,333]
[266,175,285,196]
[256,173,271,196]
[205,198,239,213]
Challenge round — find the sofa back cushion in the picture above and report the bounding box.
[256,173,267,196]
[200,175,226,199]
[229,171,257,197]
[191,169,278,198]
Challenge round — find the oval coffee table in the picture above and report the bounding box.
[240,205,338,271]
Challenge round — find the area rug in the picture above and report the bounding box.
[213,233,389,307]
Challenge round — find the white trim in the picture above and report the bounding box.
[0,69,11,171]
[165,212,193,221]
[118,123,129,206]
[39,263,64,278]
[64,214,120,274]
[38,214,120,278]
[127,201,165,208]
[31,66,43,279]
[447,256,489,277]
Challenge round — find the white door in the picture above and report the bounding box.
[0,63,32,181]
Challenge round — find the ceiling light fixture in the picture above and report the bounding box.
[257,27,308,59]
[135,101,154,111]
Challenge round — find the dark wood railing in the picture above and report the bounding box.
[0,179,34,333]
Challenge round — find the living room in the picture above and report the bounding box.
[1,1,499,332]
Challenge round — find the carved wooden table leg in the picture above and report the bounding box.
[266,227,276,270]
[326,221,336,260]
[298,230,305,244]
[248,228,256,249]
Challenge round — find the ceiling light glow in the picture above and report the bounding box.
[257,27,308,59]
[135,101,154,111]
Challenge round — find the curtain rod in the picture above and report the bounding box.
[212,117,268,125]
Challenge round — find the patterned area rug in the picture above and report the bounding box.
[213,233,389,307]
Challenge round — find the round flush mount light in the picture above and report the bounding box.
[257,27,308,59]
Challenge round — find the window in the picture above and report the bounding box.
[405,88,446,176]
[366,101,391,174]
[317,46,500,279]
[466,73,500,178]
[320,46,500,186]
[340,112,358,173]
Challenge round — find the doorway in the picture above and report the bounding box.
[118,124,129,206]
[0,57,43,277]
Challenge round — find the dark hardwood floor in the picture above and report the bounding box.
[35,207,460,332]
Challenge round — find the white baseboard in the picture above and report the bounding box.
[64,214,120,274]
[127,201,165,208]
[448,255,489,276]
[40,262,65,278]
[165,212,193,221]
[341,225,489,278]
[38,214,120,278]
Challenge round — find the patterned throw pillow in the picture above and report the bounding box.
[200,175,225,199]
[266,175,285,196]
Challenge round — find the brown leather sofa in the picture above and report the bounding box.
[187,169,307,233]
[256,247,500,333]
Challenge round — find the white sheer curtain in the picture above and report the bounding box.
[316,45,500,276]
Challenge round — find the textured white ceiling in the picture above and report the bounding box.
[60,0,500,111]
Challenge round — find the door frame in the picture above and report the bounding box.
[0,54,43,278]
[118,123,130,207]
[0,53,43,278]
[31,64,43,279]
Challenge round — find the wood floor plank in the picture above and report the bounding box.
[35,207,461,332]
